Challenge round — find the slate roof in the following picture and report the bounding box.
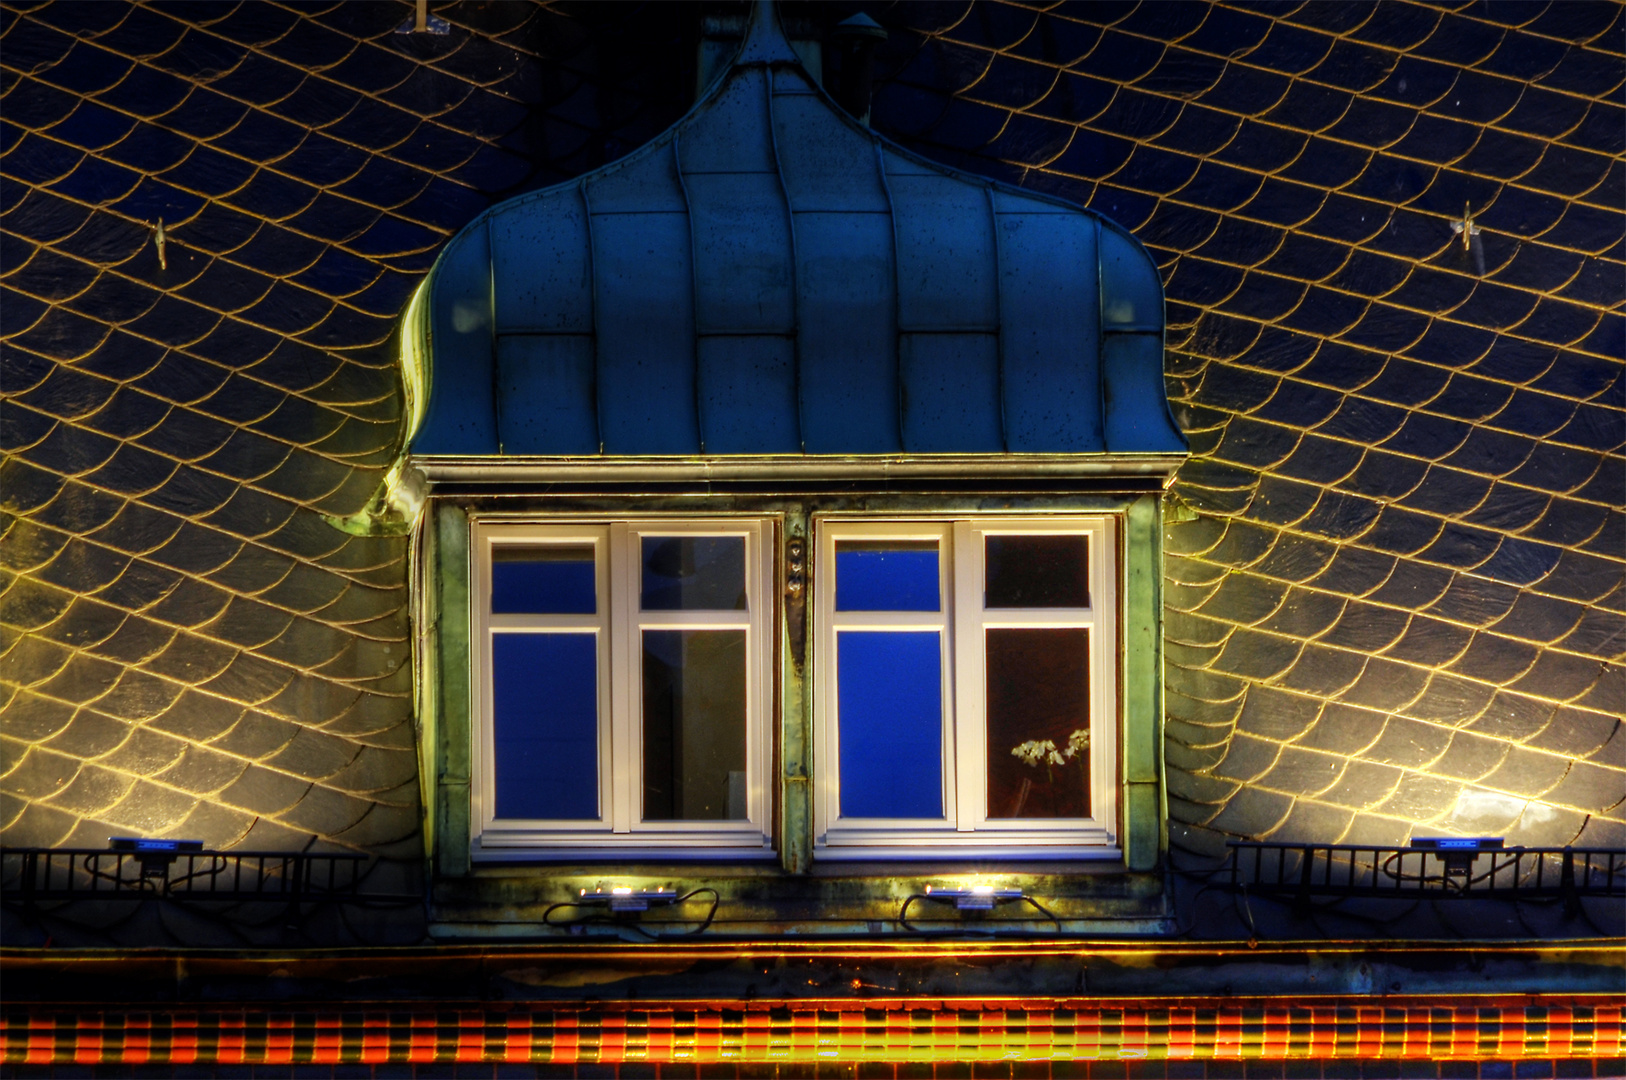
[867,0,1626,868]
[2,0,1622,943]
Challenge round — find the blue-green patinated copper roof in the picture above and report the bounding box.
[406,3,1184,459]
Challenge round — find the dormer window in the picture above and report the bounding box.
[814,517,1118,858]
[399,2,1183,927]
[471,519,775,857]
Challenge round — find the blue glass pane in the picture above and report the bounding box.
[493,633,598,820]
[835,542,939,611]
[492,546,595,614]
[836,631,943,819]
[642,536,746,610]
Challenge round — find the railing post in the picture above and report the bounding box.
[1560,846,1578,918]
[1294,846,1315,915]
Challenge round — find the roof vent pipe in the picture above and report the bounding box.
[830,12,887,126]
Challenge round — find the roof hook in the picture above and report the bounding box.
[153,218,167,271]
[1450,201,1484,276]
[394,0,449,35]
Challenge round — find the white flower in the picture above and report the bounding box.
[1065,728,1089,758]
[1011,739,1058,767]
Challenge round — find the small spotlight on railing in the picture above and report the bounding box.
[577,886,679,913]
[923,883,1024,911]
[1410,837,1504,879]
[108,837,203,879]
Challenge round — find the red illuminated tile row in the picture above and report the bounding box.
[2,1001,1620,1066]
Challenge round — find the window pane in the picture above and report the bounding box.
[835,541,939,611]
[492,546,596,614]
[986,628,1089,819]
[985,534,1088,608]
[492,633,598,819]
[642,630,748,820]
[836,631,944,818]
[641,536,747,610]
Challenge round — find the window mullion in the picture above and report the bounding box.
[951,520,979,832]
[608,522,633,833]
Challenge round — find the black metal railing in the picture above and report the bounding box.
[2,846,374,905]
[1227,841,1626,913]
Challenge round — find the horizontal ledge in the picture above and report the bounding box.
[413,454,1188,486]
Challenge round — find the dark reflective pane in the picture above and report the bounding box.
[492,545,596,614]
[835,541,939,611]
[643,630,748,820]
[493,633,598,819]
[641,536,747,610]
[985,534,1088,608]
[836,631,943,818]
[986,628,1089,818]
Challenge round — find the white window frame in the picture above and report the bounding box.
[813,515,1119,860]
[470,517,774,858]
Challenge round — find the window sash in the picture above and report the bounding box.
[471,518,773,854]
[815,516,1118,857]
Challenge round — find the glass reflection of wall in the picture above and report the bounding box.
[490,545,599,820]
[641,536,749,821]
[984,535,1090,820]
[834,540,945,820]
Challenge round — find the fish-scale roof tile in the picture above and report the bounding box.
[30,485,125,540]
[1359,715,1455,771]
[1521,497,1615,555]
[1541,760,1626,816]
[1339,656,1433,713]
[209,52,309,112]
[16,418,124,478]
[1306,543,1395,595]
[1321,248,1409,298]
[2,133,87,189]
[1380,613,1472,668]
[1528,2,1625,42]
[1575,506,1625,556]
[1418,517,1519,573]
[36,649,125,704]
[1269,431,1363,486]
[229,280,329,336]
[1501,89,1596,154]
[1519,141,1616,200]
[1374,771,1464,821]
[1357,506,1445,557]
[1504,441,1605,497]
[1533,41,1626,97]
[1398,672,1498,729]
[4,249,97,305]
[1219,271,1308,321]
[1316,758,1405,812]
[194,430,290,485]
[46,100,141,154]
[1562,98,1625,158]
[1284,341,1380,392]
[1252,574,1344,628]
[1337,301,1431,352]
[205,109,309,166]
[1163,256,1245,307]
[46,152,145,209]
[1,189,94,245]
[1448,630,1543,685]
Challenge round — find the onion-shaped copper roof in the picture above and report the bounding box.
[408,2,1183,459]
